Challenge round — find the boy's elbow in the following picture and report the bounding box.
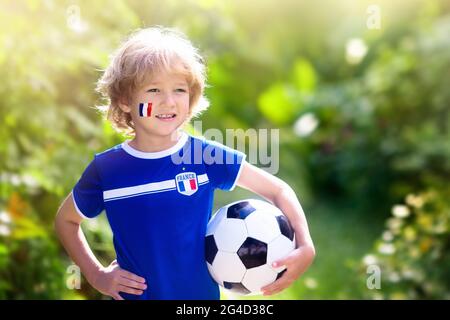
[307,243,316,260]
[274,181,295,201]
[54,200,83,237]
[302,238,316,263]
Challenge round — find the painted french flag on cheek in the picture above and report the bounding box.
[139,102,152,117]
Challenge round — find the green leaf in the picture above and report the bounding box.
[258,83,297,125]
[0,243,8,256]
[292,58,317,93]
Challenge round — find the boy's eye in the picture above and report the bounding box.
[146,88,186,93]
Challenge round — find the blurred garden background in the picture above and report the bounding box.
[0,0,449,300]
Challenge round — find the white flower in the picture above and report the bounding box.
[0,211,11,224]
[378,243,395,255]
[294,113,319,137]
[346,38,368,65]
[392,205,410,218]
[387,217,403,230]
[21,174,39,188]
[363,254,378,266]
[405,194,424,208]
[388,272,400,283]
[382,231,394,242]
[0,225,11,236]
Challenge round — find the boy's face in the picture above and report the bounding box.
[122,70,190,138]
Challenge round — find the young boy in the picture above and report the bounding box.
[55,26,315,300]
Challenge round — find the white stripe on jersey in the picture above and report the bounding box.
[104,173,209,202]
[197,174,208,184]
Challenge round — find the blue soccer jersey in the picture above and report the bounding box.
[72,131,246,300]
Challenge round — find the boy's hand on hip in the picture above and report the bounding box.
[90,260,147,300]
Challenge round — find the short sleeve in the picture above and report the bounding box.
[72,157,104,219]
[203,139,246,191]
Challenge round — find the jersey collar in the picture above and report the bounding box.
[121,131,189,159]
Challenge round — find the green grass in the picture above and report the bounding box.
[284,199,386,299]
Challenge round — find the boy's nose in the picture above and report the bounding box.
[161,93,176,108]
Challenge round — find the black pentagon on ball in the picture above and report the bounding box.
[223,281,251,295]
[276,215,295,241]
[276,268,287,281]
[227,201,256,219]
[205,235,218,265]
[237,237,268,269]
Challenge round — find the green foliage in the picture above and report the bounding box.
[294,16,450,209]
[0,193,67,299]
[360,187,450,299]
[258,83,300,125]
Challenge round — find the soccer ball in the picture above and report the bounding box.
[205,199,296,295]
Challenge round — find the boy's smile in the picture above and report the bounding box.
[154,113,177,121]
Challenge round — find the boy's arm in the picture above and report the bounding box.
[54,193,147,300]
[236,161,315,296]
[54,193,105,285]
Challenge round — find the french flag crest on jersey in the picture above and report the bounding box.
[175,172,198,196]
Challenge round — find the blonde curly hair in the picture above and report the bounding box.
[96,26,209,135]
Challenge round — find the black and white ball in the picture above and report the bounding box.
[205,199,296,295]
